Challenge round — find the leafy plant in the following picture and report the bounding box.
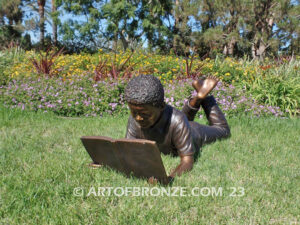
[93,58,108,81]
[0,47,26,85]
[31,47,64,77]
[243,72,300,116]
[93,50,138,81]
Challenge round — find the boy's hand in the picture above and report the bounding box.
[88,162,102,169]
[169,155,194,177]
[148,176,174,185]
[148,176,158,185]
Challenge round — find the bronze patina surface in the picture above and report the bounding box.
[81,136,167,182]
[125,75,230,181]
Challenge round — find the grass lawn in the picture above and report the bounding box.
[0,107,299,224]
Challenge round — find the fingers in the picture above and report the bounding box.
[88,162,103,169]
[148,176,158,185]
[148,176,171,185]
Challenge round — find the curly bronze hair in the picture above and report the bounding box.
[124,74,164,108]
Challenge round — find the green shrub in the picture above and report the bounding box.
[242,60,300,116]
[0,47,26,85]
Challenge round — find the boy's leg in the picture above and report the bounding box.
[181,99,199,121]
[181,76,230,146]
[191,95,230,146]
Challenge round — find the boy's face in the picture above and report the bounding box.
[128,103,164,129]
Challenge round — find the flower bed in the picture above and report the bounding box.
[0,49,299,116]
[0,75,284,118]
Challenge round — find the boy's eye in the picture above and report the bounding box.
[140,114,150,118]
[133,113,150,119]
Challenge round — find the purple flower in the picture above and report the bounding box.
[83,100,90,106]
[109,103,118,110]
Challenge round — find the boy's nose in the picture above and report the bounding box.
[136,115,143,121]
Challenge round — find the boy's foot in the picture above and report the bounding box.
[192,75,219,99]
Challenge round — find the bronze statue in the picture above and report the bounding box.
[124,74,230,184]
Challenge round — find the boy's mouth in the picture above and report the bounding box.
[138,121,150,128]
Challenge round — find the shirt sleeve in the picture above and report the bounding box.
[125,115,139,139]
[171,114,195,156]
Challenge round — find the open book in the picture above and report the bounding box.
[81,136,167,182]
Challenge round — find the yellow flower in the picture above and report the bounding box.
[225,72,230,76]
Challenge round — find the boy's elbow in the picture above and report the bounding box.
[224,126,231,138]
[219,125,231,139]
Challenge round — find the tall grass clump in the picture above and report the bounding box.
[242,60,300,116]
[0,47,26,85]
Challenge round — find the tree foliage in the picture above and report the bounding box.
[1,0,299,58]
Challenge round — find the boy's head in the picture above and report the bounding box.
[125,74,165,128]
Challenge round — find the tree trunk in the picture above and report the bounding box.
[223,38,236,56]
[173,0,180,53]
[251,42,257,60]
[228,38,236,55]
[223,45,228,55]
[257,40,267,60]
[52,0,57,46]
[113,30,118,52]
[38,0,46,47]
[120,30,129,51]
[250,1,277,60]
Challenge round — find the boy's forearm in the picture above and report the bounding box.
[169,155,194,178]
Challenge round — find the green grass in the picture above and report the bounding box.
[1,107,299,224]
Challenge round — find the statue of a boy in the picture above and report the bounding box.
[124,74,230,184]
